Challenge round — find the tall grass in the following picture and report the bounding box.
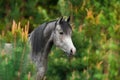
[0,21,35,80]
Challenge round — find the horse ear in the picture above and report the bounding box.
[57,17,63,24]
[66,16,70,23]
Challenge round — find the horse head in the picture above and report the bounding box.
[52,17,76,56]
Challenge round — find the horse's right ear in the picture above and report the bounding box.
[66,16,70,23]
[57,17,63,24]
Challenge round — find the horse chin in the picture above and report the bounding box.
[60,48,73,57]
[68,53,74,57]
[64,52,73,57]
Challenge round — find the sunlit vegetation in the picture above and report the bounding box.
[0,0,120,80]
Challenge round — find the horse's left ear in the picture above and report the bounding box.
[66,16,70,23]
[57,17,63,24]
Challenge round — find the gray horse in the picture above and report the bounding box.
[29,17,76,80]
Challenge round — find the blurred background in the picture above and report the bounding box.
[0,0,120,80]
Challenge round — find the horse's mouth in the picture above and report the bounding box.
[61,48,74,57]
[64,52,73,57]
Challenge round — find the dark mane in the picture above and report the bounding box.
[30,23,47,54]
[30,20,57,55]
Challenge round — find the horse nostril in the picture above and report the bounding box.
[70,49,73,54]
[70,48,76,55]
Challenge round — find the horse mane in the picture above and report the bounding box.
[30,20,57,55]
[30,23,47,54]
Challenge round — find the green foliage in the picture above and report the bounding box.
[0,39,35,80]
[48,0,120,80]
[0,0,58,32]
[0,0,120,80]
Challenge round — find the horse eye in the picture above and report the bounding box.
[59,32,64,35]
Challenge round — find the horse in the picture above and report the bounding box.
[29,17,76,80]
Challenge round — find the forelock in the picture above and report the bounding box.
[59,20,72,34]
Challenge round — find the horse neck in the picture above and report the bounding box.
[43,21,56,37]
[42,21,56,56]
